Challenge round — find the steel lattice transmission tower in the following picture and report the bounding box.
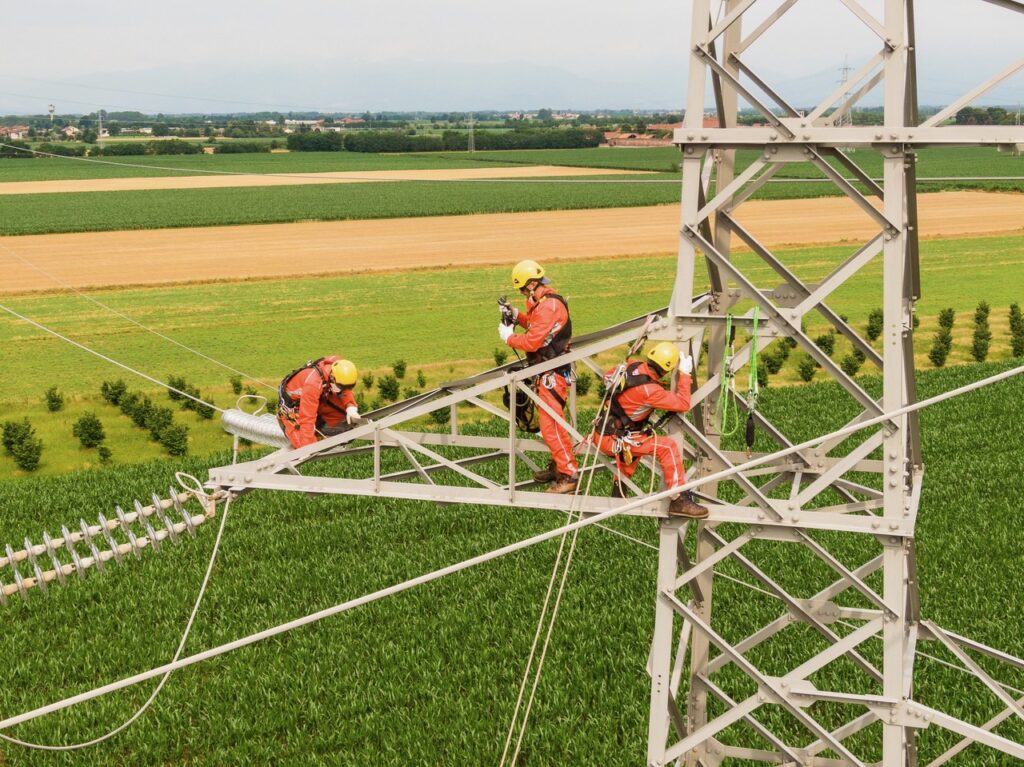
[645,1,1024,765]
[202,2,1023,765]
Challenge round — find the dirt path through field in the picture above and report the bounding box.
[0,165,648,195]
[1,191,1021,294]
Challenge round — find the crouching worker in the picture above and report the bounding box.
[278,356,363,448]
[592,342,709,519]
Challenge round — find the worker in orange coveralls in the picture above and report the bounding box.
[591,341,709,519]
[498,259,580,494]
[277,356,362,448]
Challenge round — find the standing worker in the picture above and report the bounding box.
[498,259,580,494]
[278,356,363,449]
[591,342,708,519]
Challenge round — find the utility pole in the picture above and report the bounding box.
[467,112,475,153]
[836,55,854,128]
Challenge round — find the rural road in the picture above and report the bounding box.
[1,191,1022,294]
[0,165,647,195]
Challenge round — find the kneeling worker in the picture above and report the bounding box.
[278,356,363,449]
[592,342,709,519]
[498,259,579,494]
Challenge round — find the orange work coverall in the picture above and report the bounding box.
[593,361,692,490]
[278,356,357,449]
[506,285,578,477]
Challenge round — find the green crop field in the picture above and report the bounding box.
[0,150,515,182]
[0,360,1020,765]
[1,233,1022,480]
[455,145,1024,179]
[0,174,683,235]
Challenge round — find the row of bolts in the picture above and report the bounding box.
[0,487,222,605]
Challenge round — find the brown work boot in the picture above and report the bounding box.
[668,492,709,519]
[532,460,558,483]
[611,480,627,499]
[546,473,579,494]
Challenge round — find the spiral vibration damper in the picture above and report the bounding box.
[0,486,223,604]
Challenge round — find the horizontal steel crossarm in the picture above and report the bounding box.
[807,51,886,124]
[921,58,1024,129]
[202,472,663,517]
[922,620,1024,725]
[231,322,653,472]
[704,528,884,684]
[697,674,804,764]
[707,554,884,675]
[904,700,1024,762]
[379,450,506,484]
[382,428,498,489]
[662,593,877,767]
[673,125,1024,147]
[686,226,886,417]
[718,213,884,367]
[465,395,512,421]
[926,693,1024,767]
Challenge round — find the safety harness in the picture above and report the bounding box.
[594,361,658,437]
[277,358,350,423]
[525,292,573,374]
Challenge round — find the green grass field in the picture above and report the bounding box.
[0,359,1020,765]
[1,233,1022,480]
[0,173,686,235]
[1,144,1019,235]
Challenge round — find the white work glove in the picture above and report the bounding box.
[678,354,694,375]
[345,406,363,425]
[498,323,514,343]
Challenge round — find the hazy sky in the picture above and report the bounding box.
[1,0,1021,114]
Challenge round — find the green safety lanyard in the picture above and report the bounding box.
[717,307,760,440]
[717,314,740,436]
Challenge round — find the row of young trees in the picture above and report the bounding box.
[286,127,603,154]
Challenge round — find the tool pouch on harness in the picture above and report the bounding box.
[502,384,540,433]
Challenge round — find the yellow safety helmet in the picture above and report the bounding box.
[330,359,358,387]
[511,259,545,290]
[646,342,679,376]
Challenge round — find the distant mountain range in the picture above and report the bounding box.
[2,56,1018,116]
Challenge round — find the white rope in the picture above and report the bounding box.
[1,363,1020,734]
[1,495,232,750]
[0,301,226,413]
[0,240,275,392]
[503,325,654,766]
